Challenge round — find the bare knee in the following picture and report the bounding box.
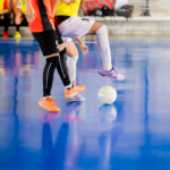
[87,21,103,35]
[67,50,78,57]
[66,41,78,57]
[15,11,22,24]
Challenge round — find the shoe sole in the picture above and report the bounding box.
[65,98,85,102]
[98,72,125,81]
[98,72,105,77]
[38,103,60,112]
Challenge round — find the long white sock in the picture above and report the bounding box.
[67,56,78,84]
[96,25,112,71]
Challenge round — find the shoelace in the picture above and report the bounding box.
[113,67,118,74]
[108,69,116,76]
[47,97,56,107]
[107,67,119,77]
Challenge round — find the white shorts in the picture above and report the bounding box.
[58,16,95,38]
[62,37,72,46]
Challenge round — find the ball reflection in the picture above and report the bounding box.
[99,104,117,123]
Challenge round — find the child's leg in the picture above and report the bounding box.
[63,38,79,84]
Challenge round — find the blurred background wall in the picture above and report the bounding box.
[129,0,170,16]
[1,0,170,38]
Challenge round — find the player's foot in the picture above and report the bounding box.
[65,85,85,99]
[15,31,21,39]
[99,66,125,80]
[3,31,8,38]
[66,93,85,102]
[38,96,60,112]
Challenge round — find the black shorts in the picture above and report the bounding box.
[0,13,10,26]
[33,29,63,56]
[54,16,70,26]
[21,14,28,26]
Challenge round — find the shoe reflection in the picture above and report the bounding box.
[40,112,60,124]
[64,102,85,123]
[41,102,85,169]
[99,104,117,123]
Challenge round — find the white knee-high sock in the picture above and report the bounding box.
[96,25,112,71]
[67,56,78,84]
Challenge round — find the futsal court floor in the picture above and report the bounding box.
[0,38,170,170]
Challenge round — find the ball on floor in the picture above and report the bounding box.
[98,85,117,104]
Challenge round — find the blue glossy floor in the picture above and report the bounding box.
[0,39,170,170]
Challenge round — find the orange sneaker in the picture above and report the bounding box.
[38,96,60,112]
[65,85,85,98]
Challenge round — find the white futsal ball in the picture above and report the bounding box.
[98,86,117,104]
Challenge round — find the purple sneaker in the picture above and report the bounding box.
[99,66,125,80]
[66,93,85,102]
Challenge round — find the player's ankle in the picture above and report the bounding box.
[65,84,74,90]
[43,96,47,100]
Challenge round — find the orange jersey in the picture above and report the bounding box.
[29,0,55,33]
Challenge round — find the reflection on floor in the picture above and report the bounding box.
[0,39,170,170]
